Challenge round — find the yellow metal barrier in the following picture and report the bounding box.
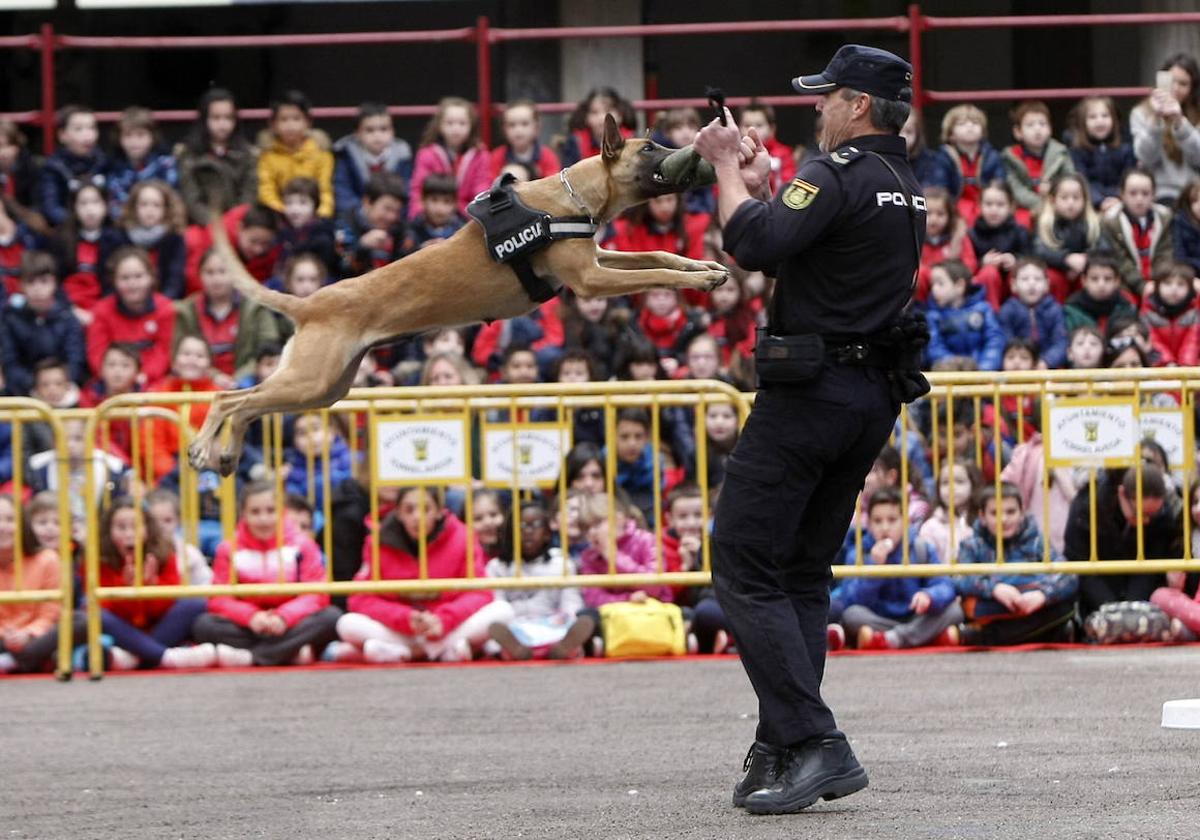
[60,369,1200,678]
[0,399,76,680]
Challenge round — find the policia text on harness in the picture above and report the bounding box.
[467,173,598,304]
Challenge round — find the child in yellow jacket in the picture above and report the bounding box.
[257,90,334,218]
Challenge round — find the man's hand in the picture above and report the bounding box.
[738,127,773,198]
[694,109,744,167]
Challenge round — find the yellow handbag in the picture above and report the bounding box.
[598,598,687,657]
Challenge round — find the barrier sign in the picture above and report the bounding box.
[373,414,468,485]
[483,423,571,487]
[1044,398,1139,467]
[1139,407,1194,471]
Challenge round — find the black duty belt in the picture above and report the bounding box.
[467,172,597,304]
[825,339,894,368]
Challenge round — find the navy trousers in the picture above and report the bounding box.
[713,365,897,747]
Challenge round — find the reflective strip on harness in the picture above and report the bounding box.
[467,173,597,303]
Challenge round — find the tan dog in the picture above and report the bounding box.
[189,115,727,475]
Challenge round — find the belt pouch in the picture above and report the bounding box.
[754,334,825,383]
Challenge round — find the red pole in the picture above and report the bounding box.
[476,15,492,147]
[907,4,924,110]
[40,22,56,155]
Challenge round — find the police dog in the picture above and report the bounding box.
[188,115,726,475]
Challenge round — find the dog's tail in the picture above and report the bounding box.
[209,210,306,321]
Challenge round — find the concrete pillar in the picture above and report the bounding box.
[558,0,645,131]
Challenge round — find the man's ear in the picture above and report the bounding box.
[601,113,625,162]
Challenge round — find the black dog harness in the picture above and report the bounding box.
[466,173,598,303]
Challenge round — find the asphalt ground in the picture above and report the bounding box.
[4,647,1199,840]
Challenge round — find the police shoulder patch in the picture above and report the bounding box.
[782,177,820,210]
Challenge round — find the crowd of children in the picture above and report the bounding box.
[6,61,1200,672]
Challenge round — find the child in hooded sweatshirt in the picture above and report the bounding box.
[484,499,593,661]
[1100,168,1175,299]
[1003,100,1075,229]
[996,256,1068,368]
[1064,252,1137,335]
[192,481,341,667]
[281,412,354,512]
[1068,96,1137,213]
[257,90,335,219]
[332,486,514,663]
[969,180,1032,309]
[407,97,491,220]
[925,259,1006,370]
[1141,261,1200,366]
[840,487,963,650]
[955,482,1079,645]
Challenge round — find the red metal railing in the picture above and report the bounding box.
[1,6,1195,155]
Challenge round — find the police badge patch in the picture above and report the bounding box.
[782,178,820,210]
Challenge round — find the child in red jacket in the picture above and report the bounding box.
[489,99,560,180]
[610,193,711,307]
[637,287,706,376]
[1141,262,1200,366]
[332,486,514,663]
[192,481,341,667]
[85,246,175,384]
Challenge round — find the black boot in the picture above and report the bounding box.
[731,741,785,807]
[743,732,868,815]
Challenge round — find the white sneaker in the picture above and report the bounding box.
[160,643,216,670]
[438,637,473,663]
[363,638,412,664]
[110,647,140,671]
[592,636,605,658]
[292,645,314,666]
[686,632,699,655]
[321,641,365,663]
[215,644,254,668]
[0,652,17,673]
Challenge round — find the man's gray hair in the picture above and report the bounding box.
[840,88,911,134]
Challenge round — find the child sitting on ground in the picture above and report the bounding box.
[663,483,731,654]
[86,246,175,384]
[917,460,982,567]
[1141,262,1200,366]
[471,488,506,561]
[332,486,514,663]
[116,180,186,299]
[105,106,178,219]
[1066,324,1106,369]
[0,252,87,395]
[408,96,491,219]
[192,482,340,667]
[925,259,1006,371]
[282,412,354,512]
[0,493,62,674]
[610,408,663,529]
[341,172,409,276]
[406,174,466,250]
[996,257,1068,368]
[1068,96,1136,213]
[840,487,962,650]
[489,99,560,181]
[485,499,592,660]
[955,482,1079,645]
[55,183,123,322]
[933,104,1005,226]
[1003,100,1075,229]
[277,176,338,278]
[916,188,977,304]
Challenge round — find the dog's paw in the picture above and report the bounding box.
[700,260,727,274]
[186,443,210,472]
[704,270,730,291]
[217,452,240,478]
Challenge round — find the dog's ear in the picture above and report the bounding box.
[601,114,625,162]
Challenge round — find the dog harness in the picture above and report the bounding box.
[467,173,598,303]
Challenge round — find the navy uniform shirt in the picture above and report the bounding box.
[723,133,926,340]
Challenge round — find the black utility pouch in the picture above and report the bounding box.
[754,334,825,383]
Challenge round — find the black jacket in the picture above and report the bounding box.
[1062,473,1178,616]
[969,215,1032,259]
[0,299,87,392]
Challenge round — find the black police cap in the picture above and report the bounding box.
[792,44,913,103]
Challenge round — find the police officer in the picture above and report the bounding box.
[693,45,927,815]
